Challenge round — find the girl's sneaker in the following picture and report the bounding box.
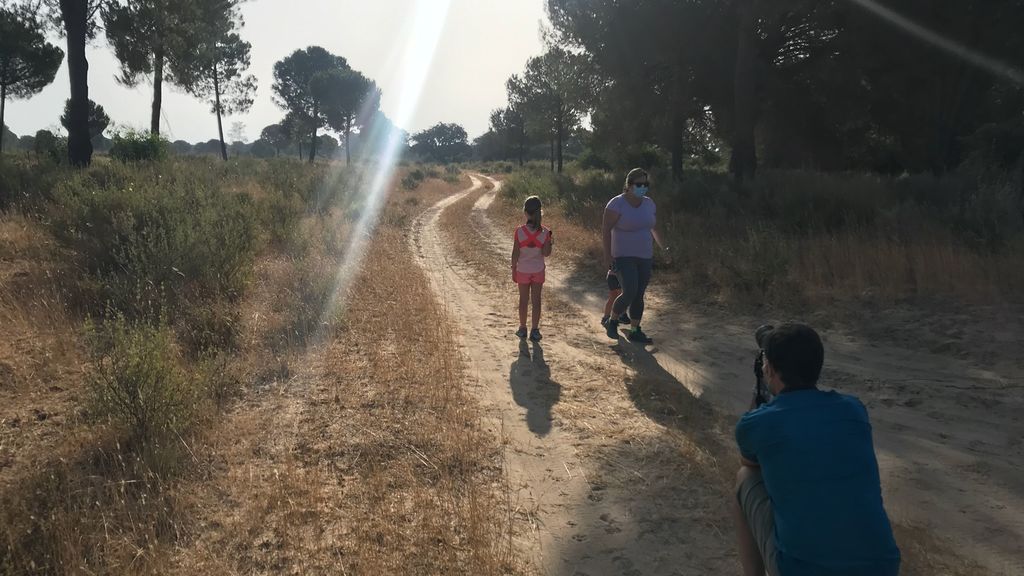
[605,318,619,340]
[515,326,528,339]
[529,328,542,342]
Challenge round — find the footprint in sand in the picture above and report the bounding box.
[599,512,623,534]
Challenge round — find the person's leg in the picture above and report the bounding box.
[611,258,638,317]
[734,466,779,576]
[735,467,766,576]
[530,282,542,330]
[604,289,621,317]
[518,282,529,329]
[628,258,653,325]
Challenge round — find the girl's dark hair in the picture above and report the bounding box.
[524,196,542,228]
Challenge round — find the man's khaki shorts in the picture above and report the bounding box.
[737,468,780,576]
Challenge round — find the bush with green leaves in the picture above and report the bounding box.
[402,167,427,190]
[110,129,170,162]
[88,317,196,445]
[0,156,66,211]
[49,162,259,320]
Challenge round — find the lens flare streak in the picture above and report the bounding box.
[848,0,1024,85]
[316,0,452,339]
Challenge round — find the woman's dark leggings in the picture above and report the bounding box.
[611,257,653,324]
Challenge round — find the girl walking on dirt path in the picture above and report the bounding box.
[511,196,553,342]
[601,168,669,344]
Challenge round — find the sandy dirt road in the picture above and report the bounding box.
[412,175,1023,575]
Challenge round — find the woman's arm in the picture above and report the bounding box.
[511,242,520,269]
[651,226,668,251]
[542,229,553,257]
[602,208,620,268]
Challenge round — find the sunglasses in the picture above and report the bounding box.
[632,182,650,187]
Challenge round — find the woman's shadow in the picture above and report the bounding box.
[611,341,732,462]
[510,340,561,436]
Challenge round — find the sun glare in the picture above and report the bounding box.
[848,0,1024,85]
[316,0,453,339]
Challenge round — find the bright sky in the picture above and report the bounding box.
[6,0,548,143]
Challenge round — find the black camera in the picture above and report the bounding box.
[752,324,775,407]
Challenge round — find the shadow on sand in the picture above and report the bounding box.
[510,340,561,436]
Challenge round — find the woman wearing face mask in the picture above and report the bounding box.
[601,168,669,343]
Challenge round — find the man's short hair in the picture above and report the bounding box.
[763,323,824,389]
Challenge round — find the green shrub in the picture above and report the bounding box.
[0,157,66,211]
[284,255,338,346]
[256,188,305,248]
[88,317,196,445]
[110,130,170,163]
[577,148,612,171]
[49,163,259,319]
[198,351,242,409]
[177,299,240,354]
[402,168,427,190]
[33,130,60,162]
[443,164,461,183]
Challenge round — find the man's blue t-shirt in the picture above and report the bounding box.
[736,389,900,576]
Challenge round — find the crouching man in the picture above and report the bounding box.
[734,323,901,575]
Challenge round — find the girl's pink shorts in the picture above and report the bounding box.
[514,270,545,285]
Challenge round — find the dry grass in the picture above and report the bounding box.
[655,212,1024,308]
[1,212,184,573]
[164,170,520,574]
[0,213,88,485]
[1,164,515,575]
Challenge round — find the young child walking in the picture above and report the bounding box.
[601,267,631,328]
[511,196,553,342]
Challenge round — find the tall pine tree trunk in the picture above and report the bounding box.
[345,117,351,165]
[151,47,164,134]
[556,107,564,174]
[62,0,93,167]
[1,84,7,153]
[549,135,555,172]
[730,0,757,182]
[308,106,318,163]
[214,65,228,161]
[518,124,525,167]
[671,108,684,181]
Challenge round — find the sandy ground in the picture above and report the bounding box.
[413,175,1024,575]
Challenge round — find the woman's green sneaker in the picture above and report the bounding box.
[627,327,653,344]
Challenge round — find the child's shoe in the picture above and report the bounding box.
[605,318,619,340]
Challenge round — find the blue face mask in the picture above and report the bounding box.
[633,184,649,198]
